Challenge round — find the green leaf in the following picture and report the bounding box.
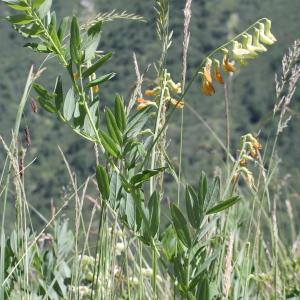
[37,97,57,113]
[125,193,135,229]
[96,165,110,200]
[99,130,121,158]
[24,43,51,53]
[32,0,45,9]
[37,0,52,19]
[125,106,152,138]
[204,176,220,212]
[63,88,76,121]
[189,249,221,290]
[161,225,177,260]
[54,76,63,110]
[57,17,69,42]
[33,83,57,113]
[198,172,207,209]
[82,21,102,60]
[33,83,52,100]
[105,108,122,145]
[87,72,116,87]
[82,52,113,78]
[148,191,160,237]
[196,275,210,300]
[170,204,191,248]
[7,14,33,25]
[130,167,166,188]
[114,94,127,132]
[3,1,29,11]
[70,16,81,64]
[87,21,102,36]
[83,101,99,136]
[206,196,241,215]
[186,185,202,229]
[108,172,121,209]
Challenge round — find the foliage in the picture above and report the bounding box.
[0,0,300,299]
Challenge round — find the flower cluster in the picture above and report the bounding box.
[136,72,184,110]
[232,133,262,189]
[200,18,277,96]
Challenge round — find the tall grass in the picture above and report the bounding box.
[0,0,300,299]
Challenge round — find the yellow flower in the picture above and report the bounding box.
[252,28,268,52]
[144,87,160,97]
[241,34,259,57]
[212,59,224,84]
[222,55,236,73]
[258,22,275,45]
[203,58,213,83]
[92,85,100,93]
[136,98,156,110]
[201,79,215,96]
[232,41,256,60]
[200,59,215,96]
[264,19,277,42]
[170,98,185,108]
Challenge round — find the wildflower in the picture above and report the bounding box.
[92,85,100,93]
[241,34,259,57]
[201,59,215,96]
[239,154,254,167]
[258,22,275,45]
[222,55,236,73]
[212,59,224,84]
[252,28,267,52]
[201,76,215,96]
[167,78,182,94]
[232,41,254,60]
[170,98,185,108]
[144,86,161,97]
[264,19,277,42]
[240,167,255,189]
[136,98,157,110]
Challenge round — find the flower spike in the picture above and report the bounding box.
[199,18,276,97]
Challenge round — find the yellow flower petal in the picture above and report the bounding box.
[222,55,236,73]
[170,98,184,108]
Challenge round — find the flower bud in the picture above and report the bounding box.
[252,28,268,52]
[241,34,258,57]
[258,23,275,45]
[264,19,277,42]
[232,41,255,60]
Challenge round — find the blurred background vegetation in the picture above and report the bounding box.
[0,0,299,228]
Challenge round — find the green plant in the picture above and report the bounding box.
[4,0,300,300]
